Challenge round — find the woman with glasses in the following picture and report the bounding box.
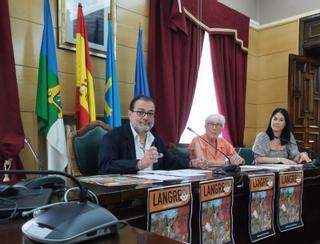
[189,114,244,167]
[252,108,311,165]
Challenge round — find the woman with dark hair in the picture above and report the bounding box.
[252,108,311,164]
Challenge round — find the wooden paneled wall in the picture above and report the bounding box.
[9,0,149,170]
[244,21,299,146]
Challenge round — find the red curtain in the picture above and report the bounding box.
[182,0,249,147]
[148,0,204,144]
[148,0,249,146]
[209,34,247,147]
[0,0,25,182]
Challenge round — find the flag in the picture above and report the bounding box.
[104,19,121,128]
[36,0,68,171]
[0,0,25,181]
[134,28,150,96]
[76,4,96,129]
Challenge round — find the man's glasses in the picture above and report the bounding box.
[132,110,155,118]
[207,122,222,128]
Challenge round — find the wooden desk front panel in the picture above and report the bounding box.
[84,169,320,244]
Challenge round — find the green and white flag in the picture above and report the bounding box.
[36,0,67,171]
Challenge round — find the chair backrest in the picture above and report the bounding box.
[167,144,255,165]
[68,121,111,176]
[168,143,190,160]
[236,147,255,165]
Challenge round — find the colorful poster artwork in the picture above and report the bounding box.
[248,173,275,242]
[147,183,192,243]
[150,207,190,242]
[277,171,304,232]
[200,177,234,244]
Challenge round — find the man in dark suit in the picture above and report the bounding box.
[98,96,207,174]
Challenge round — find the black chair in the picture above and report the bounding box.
[168,143,190,160]
[68,121,111,176]
[168,144,255,165]
[236,147,255,165]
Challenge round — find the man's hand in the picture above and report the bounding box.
[138,146,163,170]
[190,158,208,169]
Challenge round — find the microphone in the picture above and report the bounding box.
[187,127,240,175]
[0,170,87,202]
[187,127,231,164]
[24,137,45,170]
[0,170,119,243]
[22,137,66,187]
[273,135,319,168]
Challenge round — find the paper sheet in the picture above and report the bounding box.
[133,173,184,181]
[139,169,211,177]
[246,164,302,171]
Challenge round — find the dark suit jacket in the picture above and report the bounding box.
[98,123,190,174]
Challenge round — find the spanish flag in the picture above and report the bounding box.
[75,3,96,129]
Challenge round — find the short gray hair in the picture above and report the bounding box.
[205,114,225,127]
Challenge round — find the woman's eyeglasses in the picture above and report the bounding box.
[207,122,222,129]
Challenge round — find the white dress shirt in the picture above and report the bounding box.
[130,124,155,171]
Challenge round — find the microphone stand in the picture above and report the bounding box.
[0,170,119,243]
[187,127,240,175]
[0,169,87,202]
[187,127,231,164]
[24,137,45,170]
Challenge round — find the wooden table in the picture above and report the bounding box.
[0,218,182,244]
[82,167,320,244]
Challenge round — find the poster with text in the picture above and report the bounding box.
[199,177,234,244]
[248,173,276,242]
[277,170,304,232]
[147,183,192,243]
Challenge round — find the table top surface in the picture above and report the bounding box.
[0,218,182,244]
[79,166,318,195]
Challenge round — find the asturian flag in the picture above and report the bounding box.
[36,0,68,171]
[104,19,121,128]
[75,3,96,129]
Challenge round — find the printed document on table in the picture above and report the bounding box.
[139,169,211,177]
[78,175,160,186]
[255,164,302,171]
[133,173,184,181]
[240,165,268,172]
